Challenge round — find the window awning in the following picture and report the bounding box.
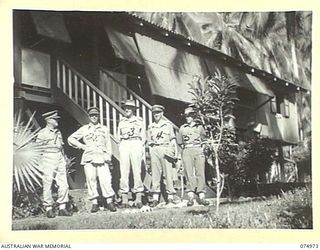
[105,27,143,64]
[135,33,209,102]
[31,11,71,43]
[99,69,127,104]
[205,58,275,97]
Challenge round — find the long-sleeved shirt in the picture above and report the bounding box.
[68,123,112,165]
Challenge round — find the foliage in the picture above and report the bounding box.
[13,110,44,192]
[188,74,238,211]
[236,137,275,184]
[12,187,44,219]
[12,188,312,229]
[292,135,311,175]
[132,12,311,88]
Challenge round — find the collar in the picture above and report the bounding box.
[46,126,58,133]
[88,123,101,129]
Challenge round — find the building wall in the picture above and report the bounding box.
[257,93,299,144]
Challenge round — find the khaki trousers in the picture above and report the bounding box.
[119,139,144,193]
[84,162,115,200]
[182,147,206,194]
[41,152,69,207]
[150,146,175,195]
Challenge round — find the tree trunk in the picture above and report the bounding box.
[214,151,220,213]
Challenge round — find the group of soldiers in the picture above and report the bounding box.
[37,100,209,218]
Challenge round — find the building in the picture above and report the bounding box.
[13,10,311,189]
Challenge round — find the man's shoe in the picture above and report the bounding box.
[187,198,194,207]
[58,209,72,216]
[119,203,129,209]
[167,198,174,204]
[150,200,159,208]
[46,209,56,218]
[198,198,210,206]
[136,202,143,209]
[91,204,99,213]
[106,202,117,212]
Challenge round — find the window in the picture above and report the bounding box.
[270,95,290,118]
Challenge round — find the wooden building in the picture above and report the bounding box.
[13,10,310,189]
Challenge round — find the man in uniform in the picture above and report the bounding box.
[177,107,210,206]
[147,105,178,207]
[36,110,72,218]
[68,107,117,213]
[117,100,145,209]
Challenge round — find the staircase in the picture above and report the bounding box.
[51,58,179,161]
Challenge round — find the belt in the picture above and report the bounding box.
[43,150,63,154]
[151,143,169,147]
[184,144,202,148]
[122,136,141,141]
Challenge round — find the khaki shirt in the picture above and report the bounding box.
[117,116,145,142]
[36,127,64,153]
[68,123,112,165]
[147,119,175,146]
[177,122,206,147]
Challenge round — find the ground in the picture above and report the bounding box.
[12,188,312,230]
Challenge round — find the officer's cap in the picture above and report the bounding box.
[152,105,165,113]
[122,99,138,109]
[42,110,60,120]
[184,107,195,116]
[87,107,100,115]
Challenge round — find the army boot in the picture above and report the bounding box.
[135,192,143,209]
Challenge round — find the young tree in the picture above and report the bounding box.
[188,73,238,212]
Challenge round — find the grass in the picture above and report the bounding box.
[12,187,312,230]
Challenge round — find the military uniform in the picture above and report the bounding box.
[68,107,116,212]
[148,105,177,203]
[117,113,144,196]
[36,110,71,218]
[177,107,209,206]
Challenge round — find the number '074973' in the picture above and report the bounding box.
[300,244,319,248]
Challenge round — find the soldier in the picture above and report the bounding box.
[36,110,72,218]
[117,100,145,209]
[177,107,210,206]
[68,107,117,213]
[147,105,178,207]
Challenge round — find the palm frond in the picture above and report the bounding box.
[13,110,44,192]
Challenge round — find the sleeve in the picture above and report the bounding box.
[199,126,206,141]
[146,125,152,146]
[168,123,176,141]
[140,120,146,145]
[176,127,183,145]
[35,130,45,144]
[68,127,85,149]
[102,127,112,161]
[117,121,123,141]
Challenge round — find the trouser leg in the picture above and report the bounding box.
[42,158,55,208]
[84,163,99,201]
[182,148,197,193]
[55,156,69,206]
[97,163,115,198]
[150,147,162,194]
[119,141,130,194]
[194,149,206,194]
[161,148,176,195]
[130,140,144,193]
